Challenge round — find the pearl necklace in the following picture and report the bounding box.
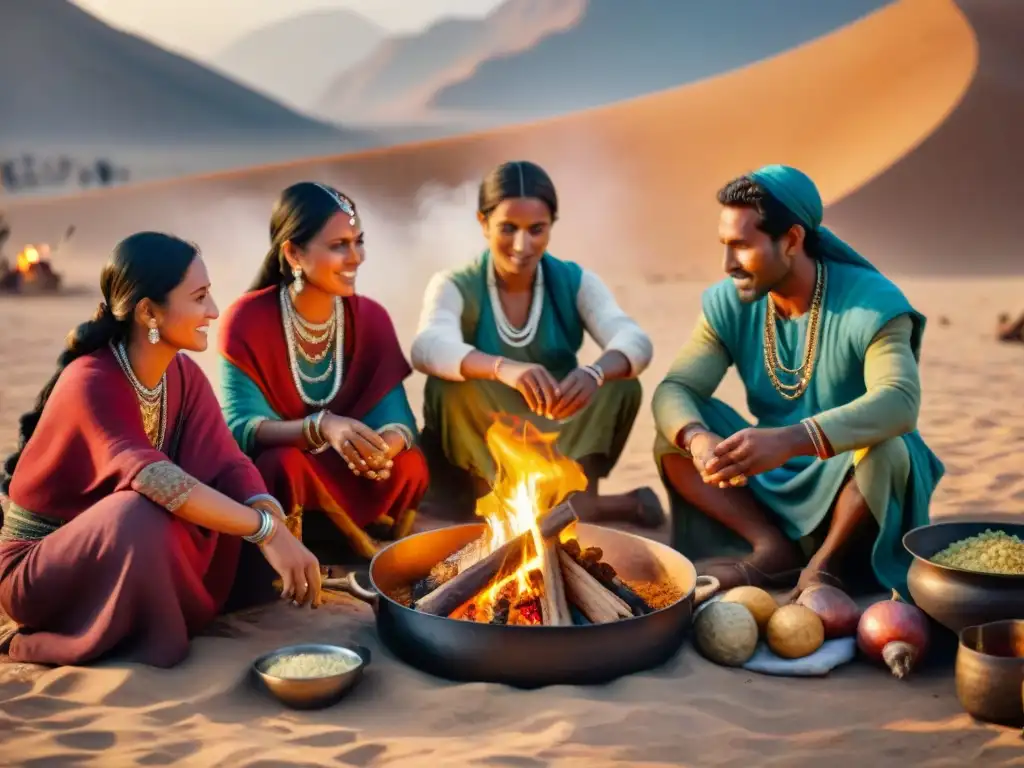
[280,286,345,406]
[487,260,544,348]
[110,341,167,448]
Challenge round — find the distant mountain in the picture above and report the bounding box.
[432,0,894,119]
[214,10,388,115]
[0,0,341,142]
[315,0,585,124]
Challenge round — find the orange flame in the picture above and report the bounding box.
[471,417,587,615]
[16,245,41,273]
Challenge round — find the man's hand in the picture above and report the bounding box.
[702,426,804,487]
[686,429,726,480]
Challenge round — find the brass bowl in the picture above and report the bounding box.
[904,521,1024,634]
[955,620,1024,727]
[252,643,370,710]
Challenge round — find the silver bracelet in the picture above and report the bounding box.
[244,493,285,518]
[377,423,414,451]
[581,364,605,387]
[243,508,275,544]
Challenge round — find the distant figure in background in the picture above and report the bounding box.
[0,233,320,668]
[652,166,944,600]
[411,160,663,527]
[219,183,427,561]
[996,311,1024,343]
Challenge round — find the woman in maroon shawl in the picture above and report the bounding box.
[0,233,321,668]
[219,183,428,560]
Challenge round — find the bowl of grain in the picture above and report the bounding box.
[904,521,1024,635]
[252,643,370,709]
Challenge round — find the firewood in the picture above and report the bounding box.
[558,548,633,623]
[562,539,653,616]
[411,536,489,601]
[414,498,578,617]
[536,536,572,626]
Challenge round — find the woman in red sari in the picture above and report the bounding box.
[219,183,428,560]
[0,233,321,668]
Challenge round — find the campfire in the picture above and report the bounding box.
[0,243,62,294]
[392,420,683,626]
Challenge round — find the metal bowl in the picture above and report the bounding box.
[252,643,370,710]
[903,521,1024,634]
[955,620,1024,727]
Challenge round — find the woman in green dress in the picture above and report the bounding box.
[411,160,663,526]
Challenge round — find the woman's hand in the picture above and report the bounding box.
[702,427,804,487]
[260,523,322,606]
[495,360,561,417]
[549,368,599,420]
[320,415,390,477]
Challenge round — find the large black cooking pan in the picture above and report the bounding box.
[334,522,719,688]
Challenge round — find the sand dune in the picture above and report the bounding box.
[213,9,388,115]
[4,0,976,286]
[431,0,893,120]
[315,0,586,125]
[828,0,1024,276]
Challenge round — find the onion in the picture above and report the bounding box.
[856,590,930,679]
[796,584,860,639]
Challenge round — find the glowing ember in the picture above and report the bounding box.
[468,418,587,617]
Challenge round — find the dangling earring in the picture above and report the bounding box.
[292,266,304,294]
[147,319,160,345]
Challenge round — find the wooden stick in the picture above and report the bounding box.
[411,536,489,601]
[414,497,578,617]
[536,536,572,626]
[562,539,652,616]
[558,549,633,623]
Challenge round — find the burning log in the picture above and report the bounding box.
[413,497,579,617]
[411,536,489,601]
[562,539,653,616]
[558,548,633,624]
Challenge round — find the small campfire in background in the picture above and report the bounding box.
[0,223,70,295]
[389,419,684,626]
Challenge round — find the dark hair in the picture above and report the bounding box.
[0,232,198,495]
[249,181,358,292]
[716,175,819,256]
[478,161,558,221]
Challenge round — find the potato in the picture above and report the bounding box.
[766,604,825,659]
[693,601,759,667]
[721,586,778,634]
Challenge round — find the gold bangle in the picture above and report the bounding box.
[802,418,828,460]
[492,356,504,382]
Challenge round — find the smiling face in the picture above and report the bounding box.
[145,255,219,352]
[479,197,553,279]
[718,205,793,303]
[285,211,365,297]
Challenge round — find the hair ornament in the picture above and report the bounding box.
[313,182,356,225]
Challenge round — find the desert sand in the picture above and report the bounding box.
[1,0,1022,764]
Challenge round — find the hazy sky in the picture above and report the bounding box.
[71,0,506,61]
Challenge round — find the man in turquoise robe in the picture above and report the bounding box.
[652,165,944,600]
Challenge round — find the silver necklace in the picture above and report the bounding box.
[280,286,345,406]
[110,341,167,449]
[487,260,544,348]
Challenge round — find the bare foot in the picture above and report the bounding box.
[630,487,666,528]
[696,539,803,592]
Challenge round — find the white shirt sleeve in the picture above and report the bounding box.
[576,269,653,376]
[410,271,476,381]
